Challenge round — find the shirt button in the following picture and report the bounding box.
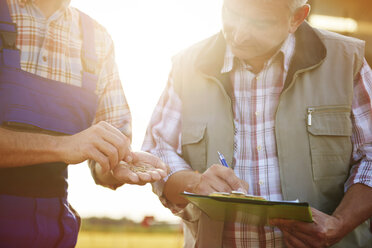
[257,145,262,151]
[255,111,260,116]
[259,180,264,186]
[255,75,260,81]
[42,55,47,62]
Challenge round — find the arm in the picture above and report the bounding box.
[0,121,132,173]
[331,184,372,241]
[270,59,372,247]
[142,74,248,210]
[0,126,62,167]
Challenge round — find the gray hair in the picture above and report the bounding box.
[289,0,308,12]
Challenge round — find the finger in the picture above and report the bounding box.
[287,229,319,248]
[275,219,319,237]
[270,218,296,227]
[98,122,131,161]
[194,181,218,195]
[202,172,232,193]
[89,148,110,174]
[99,121,126,138]
[133,152,168,172]
[282,230,296,248]
[147,170,162,181]
[238,180,249,193]
[219,169,248,193]
[153,168,168,178]
[206,178,232,193]
[136,172,152,182]
[282,229,308,248]
[211,165,242,192]
[93,139,119,170]
[112,166,139,184]
[288,221,327,248]
[136,170,161,183]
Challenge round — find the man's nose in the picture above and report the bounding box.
[232,20,251,44]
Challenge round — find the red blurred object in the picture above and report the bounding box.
[141,216,155,228]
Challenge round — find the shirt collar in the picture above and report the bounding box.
[18,0,71,7]
[221,33,296,74]
[18,0,71,20]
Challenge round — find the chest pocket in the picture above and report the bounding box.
[181,122,207,173]
[306,105,352,181]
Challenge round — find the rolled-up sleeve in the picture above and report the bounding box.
[345,58,372,191]
[142,73,192,213]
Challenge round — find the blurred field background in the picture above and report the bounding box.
[77,232,183,248]
[76,217,183,248]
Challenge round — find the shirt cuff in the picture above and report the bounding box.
[344,160,372,192]
[152,168,196,217]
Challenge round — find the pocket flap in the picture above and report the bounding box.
[307,110,352,136]
[182,122,207,145]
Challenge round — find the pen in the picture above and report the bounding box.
[217,151,230,168]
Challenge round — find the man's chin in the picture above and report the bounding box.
[232,50,255,60]
[231,47,257,61]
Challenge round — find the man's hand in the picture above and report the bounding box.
[57,121,132,173]
[270,208,344,248]
[163,165,248,206]
[111,151,169,185]
[191,164,249,195]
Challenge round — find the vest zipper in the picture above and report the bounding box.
[307,106,351,126]
[307,108,314,126]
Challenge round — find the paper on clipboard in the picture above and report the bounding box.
[181,191,313,225]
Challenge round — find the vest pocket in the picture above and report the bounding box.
[181,122,207,172]
[306,105,352,181]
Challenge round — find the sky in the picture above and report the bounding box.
[68,0,223,223]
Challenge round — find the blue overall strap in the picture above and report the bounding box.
[0,0,20,68]
[78,10,98,92]
[0,0,14,27]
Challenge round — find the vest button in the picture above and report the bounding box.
[42,55,47,62]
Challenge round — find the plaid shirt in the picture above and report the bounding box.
[142,32,372,247]
[6,0,131,136]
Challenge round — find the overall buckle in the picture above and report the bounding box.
[0,21,17,50]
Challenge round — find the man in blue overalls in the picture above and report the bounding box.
[0,0,168,247]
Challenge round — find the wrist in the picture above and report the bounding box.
[327,214,346,245]
[185,171,202,193]
[51,135,68,163]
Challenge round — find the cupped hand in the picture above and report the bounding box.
[111,151,169,185]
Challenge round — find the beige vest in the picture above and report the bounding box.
[172,23,371,248]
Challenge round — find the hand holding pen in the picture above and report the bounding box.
[218,151,230,168]
[217,151,248,194]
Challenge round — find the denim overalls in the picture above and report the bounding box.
[0,1,99,246]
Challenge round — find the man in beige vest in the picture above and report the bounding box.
[143,0,372,247]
